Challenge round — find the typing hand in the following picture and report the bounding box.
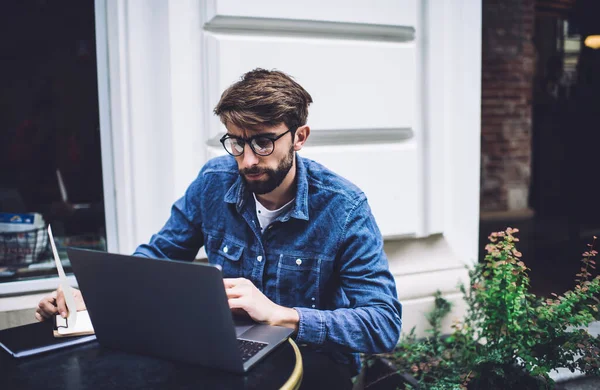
[224,278,299,331]
[35,286,86,322]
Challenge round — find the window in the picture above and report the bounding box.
[0,1,105,284]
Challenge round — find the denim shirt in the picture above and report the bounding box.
[134,154,402,374]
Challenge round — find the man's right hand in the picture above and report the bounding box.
[35,287,86,322]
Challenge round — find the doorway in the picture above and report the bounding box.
[526,1,600,296]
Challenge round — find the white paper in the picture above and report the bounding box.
[55,310,94,335]
[48,225,78,327]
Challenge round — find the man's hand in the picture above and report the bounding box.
[224,278,299,331]
[35,287,86,322]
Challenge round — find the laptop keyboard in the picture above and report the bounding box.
[237,339,268,362]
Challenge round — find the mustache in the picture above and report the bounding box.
[240,166,270,175]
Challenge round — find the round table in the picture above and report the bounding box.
[0,335,303,389]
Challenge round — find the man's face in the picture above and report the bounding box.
[226,123,295,195]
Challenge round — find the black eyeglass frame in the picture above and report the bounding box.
[219,128,295,157]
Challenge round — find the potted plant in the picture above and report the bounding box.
[362,228,600,389]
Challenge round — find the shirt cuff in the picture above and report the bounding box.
[294,307,326,345]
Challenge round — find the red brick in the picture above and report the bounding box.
[481,0,536,212]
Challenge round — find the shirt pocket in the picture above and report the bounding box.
[205,235,244,278]
[276,254,321,309]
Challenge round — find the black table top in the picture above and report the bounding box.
[0,324,299,390]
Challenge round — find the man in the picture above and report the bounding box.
[36,69,402,382]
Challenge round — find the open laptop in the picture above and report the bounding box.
[66,248,294,373]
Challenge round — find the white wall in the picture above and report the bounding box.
[0,0,482,335]
[103,0,473,251]
[111,0,479,335]
[102,0,480,261]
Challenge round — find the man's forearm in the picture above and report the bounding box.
[270,306,299,332]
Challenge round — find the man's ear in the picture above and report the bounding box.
[293,125,310,151]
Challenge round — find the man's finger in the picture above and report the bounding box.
[38,299,58,318]
[35,312,43,322]
[224,278,250,288]
[228,297,246,310]
[223,278,238,289]
[225,286,244,299]
[40,306,55,319]
[56,290,68,318]
[38,308,53,320]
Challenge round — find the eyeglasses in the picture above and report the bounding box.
[219,128,294,157]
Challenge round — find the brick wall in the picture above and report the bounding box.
[536,0,576,13]
[480,0,582,214]
[480,0,536,213]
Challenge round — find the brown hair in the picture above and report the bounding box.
[213,68,313,133]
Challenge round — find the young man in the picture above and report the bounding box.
[36,69,402,380]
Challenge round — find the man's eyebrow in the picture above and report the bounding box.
[226,131,278,138]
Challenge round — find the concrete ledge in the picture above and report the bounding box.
[0,308,39,331]
[399,292,468,338]
[0,291,51,331]
[395,267,469,301]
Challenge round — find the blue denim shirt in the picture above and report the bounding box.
[134,154,402,374]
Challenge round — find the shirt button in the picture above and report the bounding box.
[296,258,302,265]
[223,246,228,253]
[257,256,262,262]
[311,297,315,301]
[311,305,316,308]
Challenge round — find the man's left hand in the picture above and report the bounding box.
[224,278,299,331]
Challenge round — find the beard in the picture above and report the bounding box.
[240,145,295,195]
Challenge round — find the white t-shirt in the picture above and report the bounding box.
[254,193,295,233]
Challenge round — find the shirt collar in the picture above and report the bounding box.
[223,153,309,221]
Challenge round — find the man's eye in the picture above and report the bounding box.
[254,138,272,149]
[232,141,244,153]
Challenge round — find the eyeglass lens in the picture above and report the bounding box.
[223,137,274,156]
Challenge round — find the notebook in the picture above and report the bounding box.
[67,248,294,373]
[53,310,95,337]
[0,321,96,358]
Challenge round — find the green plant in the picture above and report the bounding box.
[373,228,600,390]
[376,291,468,390]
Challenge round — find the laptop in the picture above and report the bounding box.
[66,248,294,373]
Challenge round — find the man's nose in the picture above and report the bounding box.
[240,143,259,168]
